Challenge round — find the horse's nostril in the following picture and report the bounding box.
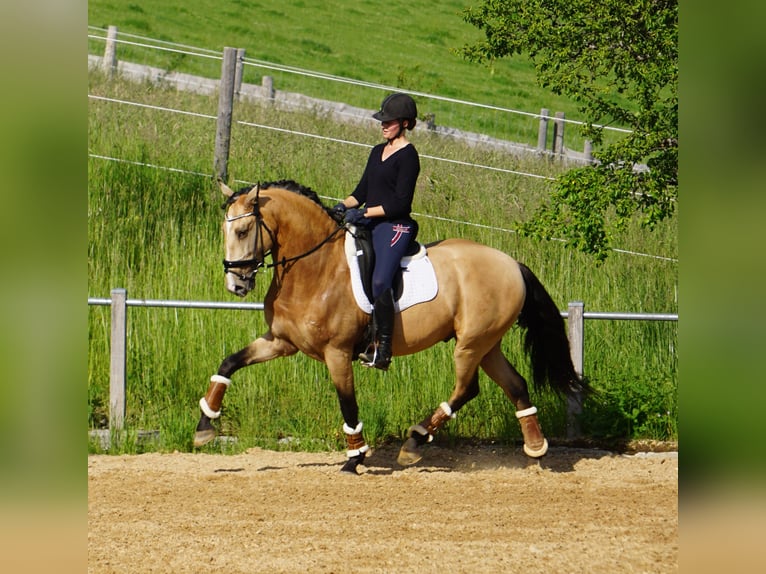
[233,282,250,297]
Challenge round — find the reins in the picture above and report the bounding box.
[259,222,346,270]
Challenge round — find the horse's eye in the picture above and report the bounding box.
[237,229,248,239]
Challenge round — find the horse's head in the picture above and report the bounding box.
[219,178,342,297]
[220,180,274,297]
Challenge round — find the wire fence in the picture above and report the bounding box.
[87,26,677,262]
[87,24,622,169]
[88,26,677,263]
[87,25,632,135]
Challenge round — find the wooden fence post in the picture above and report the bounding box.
[553,111,565,156]
[109,288,127,432]
[537,108,549,153]
[262,75,275,101]
[102,25,118,78]
[234,48,246,100]
[566,301,584,438]
[214,47,237,183]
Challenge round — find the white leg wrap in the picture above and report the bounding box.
[515,405,538,419]
[343,421,363,435]
[210,374,232,386]
[343,421,368,458]
[410,424,435,443]
[199,397,221,419]
[440,401,456,419]
[346,444,370,458]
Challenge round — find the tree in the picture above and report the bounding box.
[461,0,677,260]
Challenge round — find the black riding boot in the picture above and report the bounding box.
[360,288,394,371]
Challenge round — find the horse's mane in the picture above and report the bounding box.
[223,180,333,217]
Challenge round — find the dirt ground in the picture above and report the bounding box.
[88,443,678,573]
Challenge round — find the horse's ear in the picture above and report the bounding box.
[219,179,235,198]
[246,184,260,205]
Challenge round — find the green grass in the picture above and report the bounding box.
[88,69,677,455]
[87,0,618,151]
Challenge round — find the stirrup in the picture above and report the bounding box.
[358,343,375,364]
[360,346,390,371]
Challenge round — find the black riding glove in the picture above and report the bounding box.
[332,202,347,215]
[344,208,372,227]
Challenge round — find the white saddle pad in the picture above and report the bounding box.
[344,227,438,314]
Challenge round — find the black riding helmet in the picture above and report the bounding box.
[372,93,418,129]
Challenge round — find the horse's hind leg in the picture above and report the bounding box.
[480,343,548,457]
[397,349,482,466]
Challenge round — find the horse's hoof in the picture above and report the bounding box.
[340,461,360,474]
[397,437,424,466]
[193,429,217,448]
[340,452,365,474]
[523,438,548,458]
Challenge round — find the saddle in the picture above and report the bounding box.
[344,225,438,316]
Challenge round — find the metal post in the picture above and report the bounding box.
[109,288,127,431]
[214,47,237,183]
[566,301,584,438]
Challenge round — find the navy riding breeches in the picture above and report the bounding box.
[370,220,416,299]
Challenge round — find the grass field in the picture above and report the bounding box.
[87,3,676,454]
[87,0,625,150]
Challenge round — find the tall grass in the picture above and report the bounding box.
[88,72,677,455]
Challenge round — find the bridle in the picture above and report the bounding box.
[221,206,272,282]
[222,188,345,281]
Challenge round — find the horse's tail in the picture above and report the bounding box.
[516,262,592,398]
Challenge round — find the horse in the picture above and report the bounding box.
[193,179,590,473]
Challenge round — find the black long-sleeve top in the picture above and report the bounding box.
[350,143,420,221]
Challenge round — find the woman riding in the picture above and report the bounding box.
[333,93,421,371]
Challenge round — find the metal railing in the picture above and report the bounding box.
[88,288,678,436]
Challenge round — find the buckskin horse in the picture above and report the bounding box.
[193,180,590,473]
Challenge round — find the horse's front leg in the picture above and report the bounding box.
[325,350,368,474]
[193,332,298,447]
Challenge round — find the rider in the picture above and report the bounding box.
[332,93,421,371]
